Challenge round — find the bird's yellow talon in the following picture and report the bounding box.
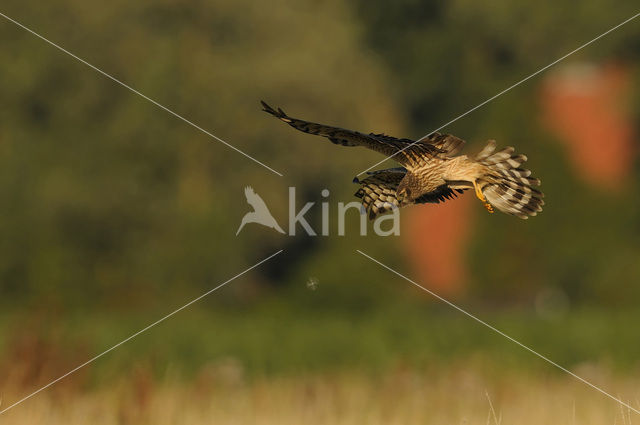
[473,180,493,213]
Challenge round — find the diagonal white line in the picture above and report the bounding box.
[356,11,640,177]
[0,11,283,177]
[356,249,640,415]
[0,249,283,415]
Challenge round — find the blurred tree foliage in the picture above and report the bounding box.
[0,0,406,313]
[0,0,639,319]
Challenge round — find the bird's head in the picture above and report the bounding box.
[397,175,420,202]
[396,183,412,202]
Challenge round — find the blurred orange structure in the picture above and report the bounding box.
[402,62,635,297]
[402,194,474,297]
[541,63,635,190]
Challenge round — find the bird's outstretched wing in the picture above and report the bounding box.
[262,101,463,167]
[244,186,266,211]
[353,168,465,220]
[241,186,285,234]
[425,133,466,157]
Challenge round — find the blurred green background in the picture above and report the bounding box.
[1,0,639,388]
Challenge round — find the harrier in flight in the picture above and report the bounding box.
[262,101,543,220]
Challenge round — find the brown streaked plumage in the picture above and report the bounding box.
[261,101,544,219]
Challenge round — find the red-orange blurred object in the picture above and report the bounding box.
[541,63,635,190]
[401,62,635,297]
[402,194,474,297]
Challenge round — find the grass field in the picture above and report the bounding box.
[1,306,639,424]
[1,362,639,424]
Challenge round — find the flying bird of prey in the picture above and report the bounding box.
[236,186,285,235]
[261,101,543,220]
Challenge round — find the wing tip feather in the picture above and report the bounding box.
[261,100,291,122]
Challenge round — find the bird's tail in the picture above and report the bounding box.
[475,140,544,219]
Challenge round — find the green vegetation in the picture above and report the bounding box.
[2,301,639,383]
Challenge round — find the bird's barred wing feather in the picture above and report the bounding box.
[353,168,465,220]
[421,133,466,157]
[353,168,408,220]
[262,101,461,167]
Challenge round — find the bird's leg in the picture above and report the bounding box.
[473,180,494,213]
